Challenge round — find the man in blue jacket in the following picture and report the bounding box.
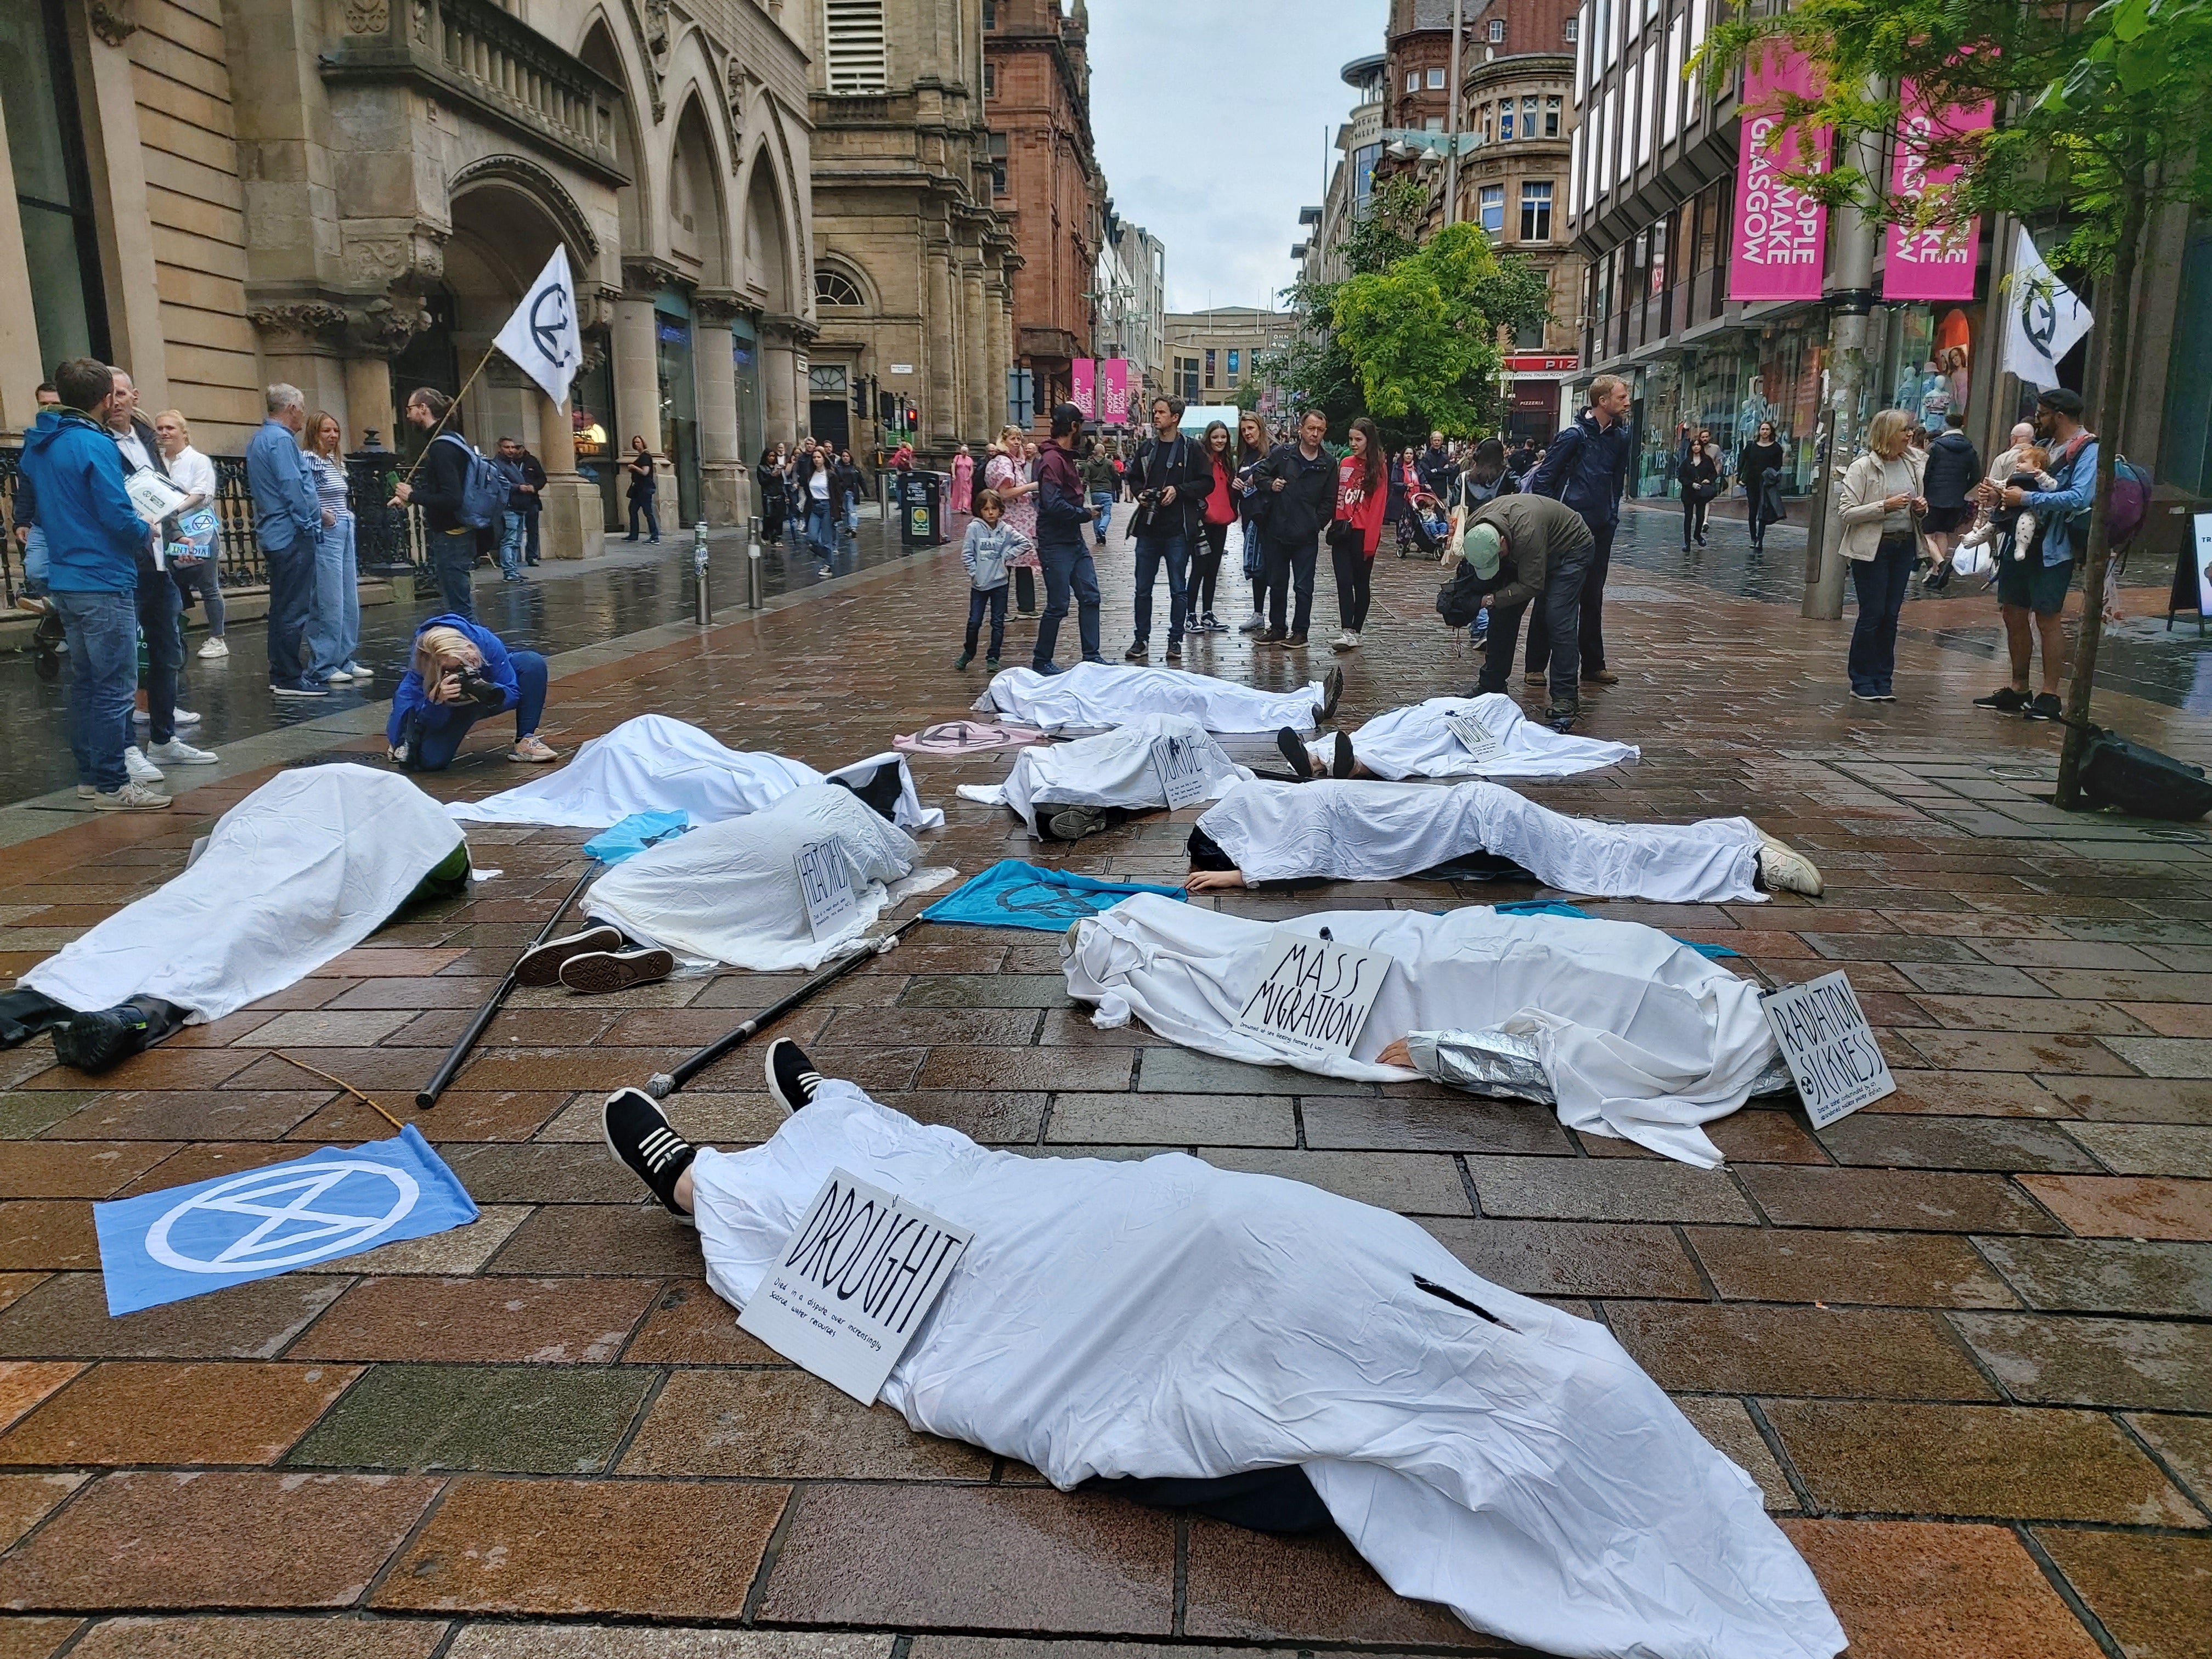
[245,382,325,698]
[1972,386,2096,722]
[19,358,170,809]
[1526,374,1632,689]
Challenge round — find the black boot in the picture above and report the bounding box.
[52,997,189,1075]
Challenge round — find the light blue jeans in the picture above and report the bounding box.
[1090,490,1115,538]
[498,509,526,578]
[307,512,360,679]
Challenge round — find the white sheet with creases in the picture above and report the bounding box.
[1350,695,1638,778]
[689,1083,1844,1659]
[974,662,1326,734]
[955,715,1254,832]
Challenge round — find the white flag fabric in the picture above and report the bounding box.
[2002,224,2093,391]
[492,245,584,406]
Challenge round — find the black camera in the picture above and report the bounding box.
[1137,488,1161,506]
[453,665,506,713]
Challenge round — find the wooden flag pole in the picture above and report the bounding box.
[394,343,502,489]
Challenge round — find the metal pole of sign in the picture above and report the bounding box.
[692,521,710,624]
[747,516,764,609]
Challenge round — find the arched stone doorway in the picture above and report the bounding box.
[742,149,809,450]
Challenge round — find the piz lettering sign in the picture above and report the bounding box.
[1230,929,1397,1062]
[1760,970,1895,1128]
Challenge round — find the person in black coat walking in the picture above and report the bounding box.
[1736,420,1787,554]
[1918,410,1982,591]
[1676,428,1720,549]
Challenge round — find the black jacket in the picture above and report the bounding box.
[511,451,548,510]
[414,432,476,536]
[1415,445,1457,500]
[830,459,862,512]
[1677,447,1719,498]
[1124,432,1213,538]
[1922,430,1982,510]
[1255,440,1338,546]
[1529,409,1632,529]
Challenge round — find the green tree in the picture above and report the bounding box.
[1705,0,2212,806]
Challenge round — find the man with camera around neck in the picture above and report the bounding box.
[1122,395,1214,664]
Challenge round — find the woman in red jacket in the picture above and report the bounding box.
[1330,415,1389,651]
[1193,419,1238,633]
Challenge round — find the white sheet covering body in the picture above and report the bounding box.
[1350,695,1637,779]
[583,784,918,972]
[955,716,1254,832]
[689,1083,1843,1659]
[975,662,1326,734]
[1064,895,1778,1166]
[21,764,464,1023]
[1199,778,1763,902]
[447,714,943,831]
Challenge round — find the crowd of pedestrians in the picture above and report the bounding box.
[752,438,865,562]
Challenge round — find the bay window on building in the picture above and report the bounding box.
[1521,181,1554,242]
[1479,186,1505,235]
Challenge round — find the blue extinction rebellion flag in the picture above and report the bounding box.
[93,1126,478,1316]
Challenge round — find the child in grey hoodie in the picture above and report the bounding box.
[957,488,1032,669]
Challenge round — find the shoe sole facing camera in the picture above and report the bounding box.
[1047,807,1112,840]
[559,947,676,994]
[52,1008,138,1074]
[1276,727,1314,780]
[515,924,628,986]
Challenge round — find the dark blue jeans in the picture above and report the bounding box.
[628,493,660,540]
[1132,530,1190,649]
[963,584,1008,659]
[431,531,478,620]
[52,589,138,792]
[399,650,549,771]
[1476,534,1595,708]
[131,569,184,746]
[1033,536,1101,671]
[262,534,315,689]
[1848,533,1919,695]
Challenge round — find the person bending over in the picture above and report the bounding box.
[388,615,560,770]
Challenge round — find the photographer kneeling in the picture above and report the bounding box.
[389,615,560,770]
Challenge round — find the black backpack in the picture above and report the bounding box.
[2078,726,2212,821]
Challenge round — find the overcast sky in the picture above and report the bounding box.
[1085,0,1391,314]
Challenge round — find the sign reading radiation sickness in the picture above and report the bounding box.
[1760,970,1896,1128]
[794,837,861,940]
[1231,929,1397,1062]
[1442,711,1506,769]
[738,1167,973,1404]
[1152,732,1214,810]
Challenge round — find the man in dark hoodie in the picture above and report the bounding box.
[1917,410,1981,590]
[1526,374,1632,687]
[20,358,171,809]
[1255,408,1338,645]
[1031,402,1101,674]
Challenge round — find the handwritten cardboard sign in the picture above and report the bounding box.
[1443,711,1506,769]
[1152,732,1215,810]
[737,1167,972,1403]
[794,837,861,940]
[1231,928,1397,1061]
[1760,970,1895,1128]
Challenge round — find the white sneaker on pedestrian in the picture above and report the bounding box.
[343,662,371,679]
[137,707,202,726]
[123,747,164,785]
[92,781,171,811]
[1238,612,1266,633]
[148,738,218,766]
[197,636,228,659]
[320,669,354,684]
[76,785,95,800]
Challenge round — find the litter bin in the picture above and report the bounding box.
[899,471,944,548]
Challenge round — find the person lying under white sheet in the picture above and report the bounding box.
[1064,894,1785,1167]
[1288,693,1635,782]
[955,715,1253,840]
[975,659,1342,735]
[1184,777,1824,901]
[595,1041,1845,1659]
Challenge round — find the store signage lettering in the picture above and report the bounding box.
[1728,45,1828,304]
[1883,81,1993,303]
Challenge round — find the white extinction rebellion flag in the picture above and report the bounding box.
[492,245,585,407]
[2001,225,2094,392]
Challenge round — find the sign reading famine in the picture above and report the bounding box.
[1760,970,1895,1128]
[738,1167,973,1403]
[1231,928,1396,1062]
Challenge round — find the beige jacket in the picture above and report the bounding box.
[1835,448,1926,561]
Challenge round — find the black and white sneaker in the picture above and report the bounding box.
[515,924,626,986]
[1046,805,1113,840]
[560,947,676,994]
[1275,726,1314,780]
[765,1038,825,1116]
[1331,731,1356,779]
[602,1087,696,1220]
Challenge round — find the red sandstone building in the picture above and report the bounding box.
[984,0,1105,426]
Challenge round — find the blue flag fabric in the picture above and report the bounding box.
[93,1125,479,1317]
[583,810,691,865]
[923,859,1188,932]
[1492,899,1740,959]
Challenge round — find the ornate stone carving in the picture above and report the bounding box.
[346,293,436,358]
[248,302,351,350]
[447,155,602,264]
[622,0,668,121]
[692,289,747,326]
[342,0,389,32]
[87,0,138,46]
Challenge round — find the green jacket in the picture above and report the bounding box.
[1436,493,1595,620]
[1080,453,1121,492]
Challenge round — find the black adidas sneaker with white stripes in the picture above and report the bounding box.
[765,1038,824,1116]
[602,1087,697,1220]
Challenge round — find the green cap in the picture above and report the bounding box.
[1463,521,1502,580]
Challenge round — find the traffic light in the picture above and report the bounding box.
[877,389,896,426]
[904,401,919,431]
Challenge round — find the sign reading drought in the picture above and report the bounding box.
[1443,711,1506,769]
[1760,970,1895,1127]
[739,1167,972,1403]
[794,837,861,940]
[1231,929,1396,1061]
[1152,732,1215,810]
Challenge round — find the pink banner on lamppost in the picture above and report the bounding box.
[1071,358,1097,419]
[1883,81,1993,301]
[1101,359,1131,425]
[1728,44,1829,303]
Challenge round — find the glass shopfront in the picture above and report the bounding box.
[732,315,763,470]
[569,347,618,530]
[654,287,701,527]
[1878,302,1977,434]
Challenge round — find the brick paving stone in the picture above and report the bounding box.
[0,1475,85,1550]
[2103,1035,2212,1079]
[1671,1397,1795,1511]
[1199,1150,1472,1215]
[244,1009,420,1047]
[2036,1531,2212,1659]
[0,1471,438,1609]
[1764,1402,2203,1525]
[2129,1413,2212,1513]
[103,1142,303,1197]
[757,1484,1175,1633]
[449,1631,892,1659]
[1421,1220,1705,1300]
[0,1274,346,1361]
[2063,1122,2212,1176]
[878,1090,1049,1145]
[1181,1517,1480,1645]
[1043,1092,1296,1147]
[1604,1304,1998,1400]
[0,1094,89,1142]
[915,1047,1134,1093]
[1462,1156,1756,1223]
[0,1143,176,1201]
[0,1362,359,1466]
[1684,1226,2018,1307]
[373,1478,786,1619]
[1780,1520,2106,1659]
[300,1208,533,1277]
[619,1368,992,1480]
[1897,1029,2136,1075]
[1951,1312,2212,1411]
[290,1092,572,1146]
[655,1093,792,1148]
[288,1364,655,1474]
[0,1618,80,1658]
[289,1278,656,1364]
[37,1091,331,1141]
[2034,1076,2212,1124]
[1859,1071,2070,1119]
[485,1206,704,1277]
[1974,1237,2212,1317]
[1815,1115,2100,1172]
[1908,995,2154,1036]
[1737,1166,2063,1233]
[900,975,1076,1009]
[438,1144,650,1204]
[1299,1093,1576,1155]
[0,1364,79,1434]
[1132,1048,1318,1094]
[2017,1173,2212,1240]
[65,1617,449,1658]
[0,1205,97,1273]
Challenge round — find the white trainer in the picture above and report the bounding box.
[138,707,203,726]
[123,747,165,785]
[197,636,229,658]
[92,781,172,811]
[147,738,219,766]
[1756,832,1825,898]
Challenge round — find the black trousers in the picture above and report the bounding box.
[1264,534,1318,636]
[1528,517,1613,675]
[1193,520,1227,615]
[1331,541,1374,631]
[1682,495,1709,544]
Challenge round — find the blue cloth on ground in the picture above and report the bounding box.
[94,1125,478,1316]
[1493,898,1740,958]
[923,859,1188,931]
[583,810,692,865]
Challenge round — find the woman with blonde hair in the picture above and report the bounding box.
[1835,407,1927,702]
[302,409,367,685]
[984,422,1041,614]
[386,612,557,768]
[151,409,228,661]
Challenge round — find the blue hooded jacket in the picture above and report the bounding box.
[387,613,521,744]
[1528,408,1633,532]
[17,409,143,592]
